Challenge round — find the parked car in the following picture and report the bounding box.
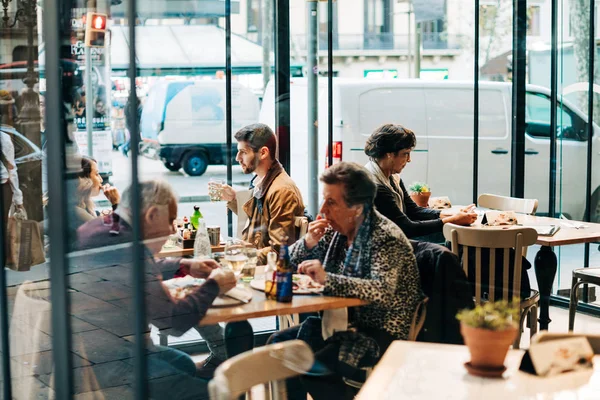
[140,80,260,176]
[1,124,43,165]
[259,78,600,221]
[1,124,44,220]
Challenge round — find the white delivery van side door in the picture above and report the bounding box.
[475,87,512,198]
[354,85,428,185]
[425,87,511,205]
[524,91,589,218]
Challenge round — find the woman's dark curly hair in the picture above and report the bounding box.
[364,124,416,160]
[79,155,97,179]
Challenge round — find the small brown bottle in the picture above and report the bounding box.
[265,251,277,300]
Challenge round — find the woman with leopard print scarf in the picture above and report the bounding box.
[268,162,424,400]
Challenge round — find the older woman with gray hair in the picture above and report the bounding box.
[269,162,423,400]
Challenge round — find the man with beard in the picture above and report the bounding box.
[196,123,305,378]
[222,123,305,264]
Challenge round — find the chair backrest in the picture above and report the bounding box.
[235,189,253,239]
[478,193,539,215]
[443,223,538,304]
[294,216,309,239]
[209,340,314,400]
[408,297,428,341]
[11,282,103,397]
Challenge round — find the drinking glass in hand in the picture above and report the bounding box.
[208,178,225,202]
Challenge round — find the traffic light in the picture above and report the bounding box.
[84,12,107,47]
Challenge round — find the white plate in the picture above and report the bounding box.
[163,277,252,306]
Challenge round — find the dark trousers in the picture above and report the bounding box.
[147,345,210,400]
[268,320,394,400]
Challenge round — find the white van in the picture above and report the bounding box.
[259,78,600,221]
[141,80,260,176]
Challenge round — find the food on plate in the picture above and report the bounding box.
[292,274,324,292]
[163,276,205,299]
[488,211,518,226]
[169,286,199,299]
[429,196,452,210]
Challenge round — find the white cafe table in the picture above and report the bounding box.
[356,341,600,400]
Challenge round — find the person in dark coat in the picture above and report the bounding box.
[411,240,474,344]
[363,124,477,240]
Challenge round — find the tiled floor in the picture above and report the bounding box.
[518,305,600,348]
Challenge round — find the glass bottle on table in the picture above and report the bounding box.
[190,205,202,230]
[193,217,211,259]
[275,237,293,303]
[265,251,277,300]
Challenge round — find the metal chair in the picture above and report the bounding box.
[569,268,600,331]
[209,340,314,400]
[443,223,539,349]
[234,189,253,240]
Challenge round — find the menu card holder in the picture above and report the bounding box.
[519,337,594,376]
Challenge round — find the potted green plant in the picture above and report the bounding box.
[408,182,431,207]
[457,300,519,377]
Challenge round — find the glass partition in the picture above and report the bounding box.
[554,0,600,303]
[1,0,600,397]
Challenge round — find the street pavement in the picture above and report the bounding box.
[106,150,248,201]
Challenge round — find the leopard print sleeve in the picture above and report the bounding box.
[324,234,407,304]
[289,227,335,268]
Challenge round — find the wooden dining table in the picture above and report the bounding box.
[503,214,600,330]
[201,286,368,358]
[201,289,367,326]
[357,341,600,399]
[156,243,225,258]
[452,207,600,330]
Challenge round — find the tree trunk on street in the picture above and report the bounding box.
[570,0,600,121]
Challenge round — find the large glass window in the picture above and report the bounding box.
[2,0,600,397]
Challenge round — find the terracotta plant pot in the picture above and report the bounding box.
[460,322,518,372]
[410,192,431,207]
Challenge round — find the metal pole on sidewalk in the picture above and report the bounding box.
[261,0,272,91]
[407,4,412,78]
[226,0,233,237]
[85,46,94,157]
[414,21,421,78]
[274,0,291,174]
[307,0,319,217]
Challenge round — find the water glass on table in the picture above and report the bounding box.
[208,178,225,202]
[241,245,258,282]
[206,225,221,246]
[223,240,248,279]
